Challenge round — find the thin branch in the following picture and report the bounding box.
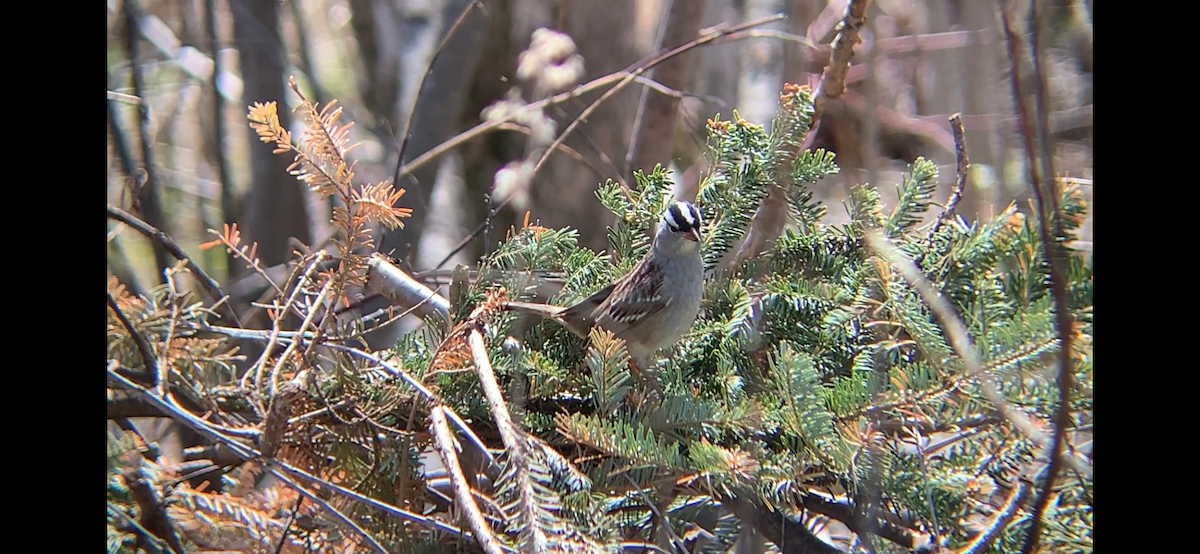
[108,503,173,554]
[107,292,158,384]
[930,113,970,240]
[799,493,917,549]
[1001,3,1075,552]
[107,205,242,326]
[393,14,784,191]
[728,496,842,554]
[205,0,237,234]
[124,466,187,554]
[390,0,484,216]
[735,0,868,265]
[121,0,171,279]
[266,280,332,397]
[106,366,456,549]
[267,459,468,537]
[430,405,506,554]
[245,252,325,402]
[958,480,1032,554]
[532,14,786,184]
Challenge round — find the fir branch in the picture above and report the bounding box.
[125,466,186,554]
[958,479,1031,554]
[735,0,868,265]
[885,157,939,237]
[586,328,632,416]
[468,328,549,550]
[865,233,1087,478]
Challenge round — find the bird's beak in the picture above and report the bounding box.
[687,228,701,242]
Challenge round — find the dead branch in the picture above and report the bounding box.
[430,405,506,554]
[107,205,241,327]
[736,0,869,266]
[124,466,187,554]
[106,365,451,551]
[929,113,970,243]
[366,253,451,322]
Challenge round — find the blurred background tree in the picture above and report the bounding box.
[106,0,1091,299]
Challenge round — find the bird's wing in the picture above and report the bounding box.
[594,255,667,335]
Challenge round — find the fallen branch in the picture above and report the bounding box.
[366,253,450,323]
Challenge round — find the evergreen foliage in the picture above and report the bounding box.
[106,83,1092,553]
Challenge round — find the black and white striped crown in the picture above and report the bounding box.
[663,201,702,233]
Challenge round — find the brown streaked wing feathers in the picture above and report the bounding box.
[595,256,666,334]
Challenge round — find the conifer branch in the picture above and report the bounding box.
[865,233,1088,477]
[107,292,158,385]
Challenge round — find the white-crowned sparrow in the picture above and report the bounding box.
[506,200,704,371]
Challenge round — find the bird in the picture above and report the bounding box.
[505,200,705,375]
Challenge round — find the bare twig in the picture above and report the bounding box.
[366,253,451,322]
[958,480,1032,554]
[390,0,483,216]
[430,405,506,554]
[158,268,184,396]
[107,205,241,327]
[106,366,455,549]
[107,292,158,384]
[245,252,325,403]
[121,0,170,279]
[533,14,786,185]
[930,113,970,240]
[267,459,467,537]
[402,16,778,184]
[736,0,869,265]
[1000,3,1075,552]
[266,280,332,397]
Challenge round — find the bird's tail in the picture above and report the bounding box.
[504,301,566,319]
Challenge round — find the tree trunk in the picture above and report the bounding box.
[230,0,311,267]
